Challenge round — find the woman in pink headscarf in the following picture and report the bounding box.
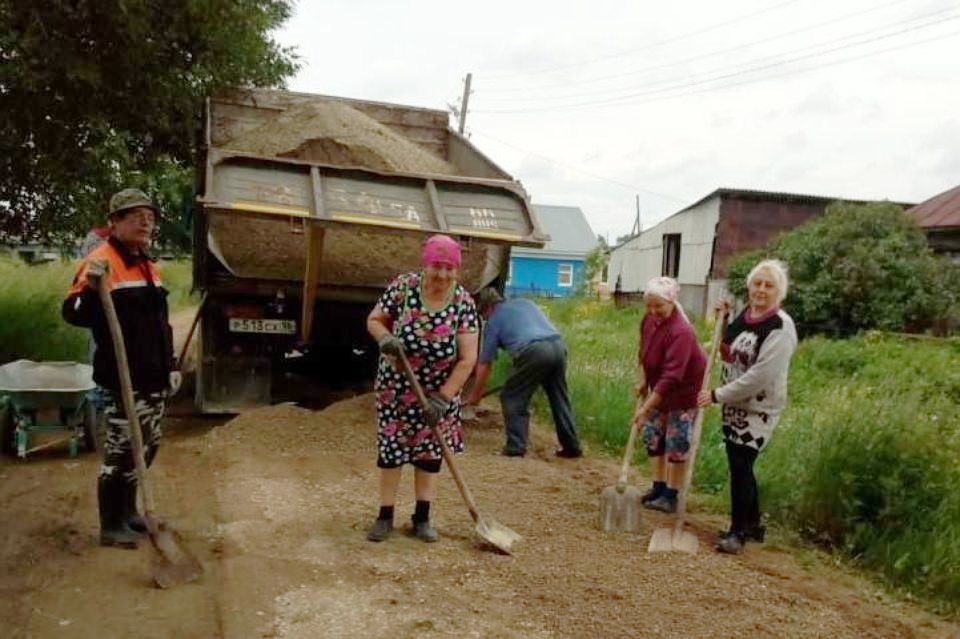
[364,235,479,544]
[632,276,706,514]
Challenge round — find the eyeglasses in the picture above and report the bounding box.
[123,209,156,226]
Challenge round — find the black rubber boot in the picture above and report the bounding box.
[716,532,746,555]
[411,515,439,543]
[366,518,394,542]
[641,481,666,504]
[718,525,765,543]
[643,494,677,514]
[123,481,147,535]
[98,477,140,549]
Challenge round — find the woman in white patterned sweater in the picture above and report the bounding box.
[698,259,798,555]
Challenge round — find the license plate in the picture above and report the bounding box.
[228,318,297,335]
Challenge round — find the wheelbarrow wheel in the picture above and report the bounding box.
[81,400,99,453]
[0,400,15,456]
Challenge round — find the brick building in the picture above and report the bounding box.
[907,183,960,262]
[606,188,911,317]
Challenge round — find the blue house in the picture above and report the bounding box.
[506,204,596,298]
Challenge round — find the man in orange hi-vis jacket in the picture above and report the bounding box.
[62,188,179,549]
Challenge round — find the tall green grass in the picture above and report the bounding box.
[516,298,960,612]
[0,256,195,363]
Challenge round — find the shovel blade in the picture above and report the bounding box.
[599,485,643,532]
[647,526,676,553]
[144,515,203,588]
[476,516,521,555]
[647,525,699,554]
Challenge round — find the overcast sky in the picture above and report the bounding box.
[276,0,960,242]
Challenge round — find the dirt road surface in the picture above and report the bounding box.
[3,308,957,638]
[2,388,958,638]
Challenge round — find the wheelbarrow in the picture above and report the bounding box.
[0,360,99,459]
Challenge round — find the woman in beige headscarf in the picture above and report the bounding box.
[633,276,706,513]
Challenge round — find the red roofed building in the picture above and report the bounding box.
[907,184,960,261]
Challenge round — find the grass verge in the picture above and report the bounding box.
[0,256,195,363]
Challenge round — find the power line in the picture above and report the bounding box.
[477,5,959,107]
[479,0,805,81]
[473,15,960,114]
[469,128,687,203]
[479,0,912,95]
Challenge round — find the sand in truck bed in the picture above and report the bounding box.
[224,100,457,175]
[209,98,505,285]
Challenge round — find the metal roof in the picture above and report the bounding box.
[611,186,915,251]
[907,184,960,230]
[512,205,597,258]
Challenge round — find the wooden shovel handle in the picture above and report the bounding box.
[176,292,207,370]
[616,398,643,492]
[619,319,648,491]
[93,270,156,515]
[673,309,727,535]
[395,349,482,523]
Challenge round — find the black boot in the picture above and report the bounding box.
[123,481,147,534]
[98,477,140,549]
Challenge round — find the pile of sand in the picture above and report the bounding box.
[207,394,378,455]
[224,99,456,175]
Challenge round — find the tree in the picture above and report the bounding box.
[727,201,959,333]
[578,239,610,295]
[0,0,298,246]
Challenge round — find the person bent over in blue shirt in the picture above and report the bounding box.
[465,288,583,459]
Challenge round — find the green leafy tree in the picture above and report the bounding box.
[727,201,959,332]
[0,0,298,247]
[576,236,609,295]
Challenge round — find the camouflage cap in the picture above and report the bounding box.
[108,188,158,219]
[476,287,504,308]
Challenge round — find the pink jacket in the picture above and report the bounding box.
[640,310,706,411]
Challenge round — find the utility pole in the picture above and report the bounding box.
[458,73,472,134]
[631,194,642,236]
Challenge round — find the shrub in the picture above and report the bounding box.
[0,256,195,363]
[727,202,959,333]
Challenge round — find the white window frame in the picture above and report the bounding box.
[558,263,574,287]
[507,259,513,284]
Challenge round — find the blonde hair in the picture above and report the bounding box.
[747,259,789,304]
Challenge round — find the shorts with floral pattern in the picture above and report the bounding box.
[641,407,696,462]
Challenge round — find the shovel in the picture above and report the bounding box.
[395,350,521,554]
[648,309,727,554]
[598,395,645,532]
[93,269,203,587]
[462,384,503,421]
[600,324,649,532]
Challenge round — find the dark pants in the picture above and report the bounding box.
[725,440,760,534]
[500,338,581,454]
[97,389,165,528]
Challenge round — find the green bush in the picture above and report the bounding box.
[727,201,959,333]
[0,256,195,363]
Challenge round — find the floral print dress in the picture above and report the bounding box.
[375,272,479,467]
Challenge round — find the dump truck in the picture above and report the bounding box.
[193,88,546,412]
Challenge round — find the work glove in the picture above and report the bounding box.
[168,371,183,396]
[377,333,403,358]
[423,391,450,427]
[85,258,108,288]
